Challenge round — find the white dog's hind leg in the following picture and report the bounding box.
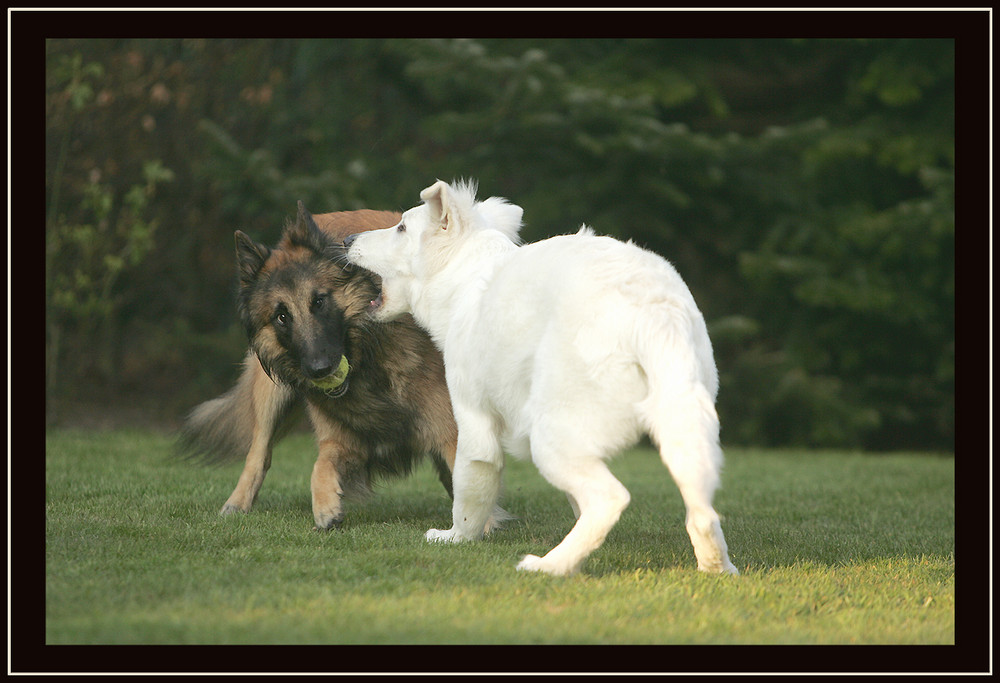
[517,454,631,576]
[648,385,738,575]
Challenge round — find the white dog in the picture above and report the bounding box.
[345,180,737,576]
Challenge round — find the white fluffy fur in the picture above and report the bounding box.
[346,179,737,576]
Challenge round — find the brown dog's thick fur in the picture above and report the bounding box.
[180,204,459,529]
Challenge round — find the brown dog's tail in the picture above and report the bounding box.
[178,350,301,464]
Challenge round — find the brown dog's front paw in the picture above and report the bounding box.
[313,512,344,531]
[220,503,249,516]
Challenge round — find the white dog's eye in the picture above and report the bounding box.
[397,222,406,233]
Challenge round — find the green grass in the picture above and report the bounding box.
[44,429,954,649]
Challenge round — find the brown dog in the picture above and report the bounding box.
[180,204,463,530]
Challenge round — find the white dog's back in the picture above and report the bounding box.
[450,229,715,441]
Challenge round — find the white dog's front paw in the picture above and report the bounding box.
[425,527,466,544]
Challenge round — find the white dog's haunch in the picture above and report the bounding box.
[345,179,737,577]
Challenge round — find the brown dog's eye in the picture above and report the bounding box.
[397,222,406,233]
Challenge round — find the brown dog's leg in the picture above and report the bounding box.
[430,437,456,499]
[220,438,271,515]
[220,357,293,515]
[308,405,356,530]
[426,372,458,498]
[311,444,346,530]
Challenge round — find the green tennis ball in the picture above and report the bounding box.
[312,355,350,392]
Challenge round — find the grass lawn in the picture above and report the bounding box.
[35,428,961,671]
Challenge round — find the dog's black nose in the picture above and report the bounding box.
[305,358,335,380]
[343,233,357,248]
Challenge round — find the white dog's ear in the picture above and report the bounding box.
[420,180,452,230]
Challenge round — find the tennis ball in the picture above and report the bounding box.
[312,355,350,392]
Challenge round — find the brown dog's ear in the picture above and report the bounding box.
[235,230,270,289]
[295,199,316,231]
[286,200,330,253]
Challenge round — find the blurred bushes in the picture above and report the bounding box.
[44,38,954,451]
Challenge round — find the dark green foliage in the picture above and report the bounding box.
[44,38,957,450]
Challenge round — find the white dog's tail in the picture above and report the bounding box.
[632,311,722,488]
